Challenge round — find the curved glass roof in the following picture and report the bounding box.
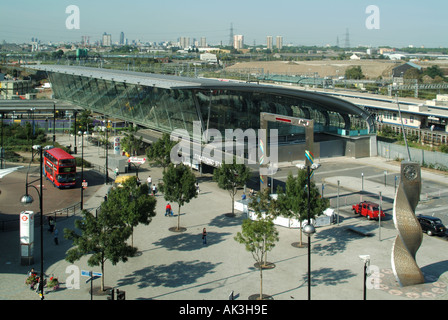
[32,65,375,136]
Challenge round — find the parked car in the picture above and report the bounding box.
[352,201,385,220]
[417,215,447,236]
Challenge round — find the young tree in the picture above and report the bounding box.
[276,169,329,247]
[102,176,156,248]
[64,209,136,292]
[162,163,197,231]
[213,160,251,216]
[248,188,279,267]
[234,218,279,300]
[146,133,178,171]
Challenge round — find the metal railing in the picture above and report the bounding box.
[0,202,81,232]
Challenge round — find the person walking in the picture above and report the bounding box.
[147,175,152,190]
[195,181,200,194]
[152,184,157,196]
[48,216,55,233]
[202,228,207,245]
[54,228,59,245]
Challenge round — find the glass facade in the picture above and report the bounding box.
[47,69,374,140]
[195,89,353,137]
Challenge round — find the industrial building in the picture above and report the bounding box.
[0,80,33,100]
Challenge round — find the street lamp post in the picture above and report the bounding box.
[1,112,4,170]
[73,111,78,154]
[337,180,340,225]
[305,165,313,300]
[297,162,320,300]
[53,103,56,146]
[378,192,382,241]
[105,118,109,184]
[20,145,44,300]
[78,131,85,210]
[30,108,36,152]
[359,255,370,300]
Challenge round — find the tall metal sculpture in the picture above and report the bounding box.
[391,161,425,287]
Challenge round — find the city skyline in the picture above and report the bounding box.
[1,0,447,48]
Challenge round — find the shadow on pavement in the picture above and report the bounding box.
[152,231,232,252]
[117,260,222,291]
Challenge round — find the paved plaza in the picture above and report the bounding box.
[0,133,447,302]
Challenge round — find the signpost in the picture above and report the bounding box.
[128,157,146,165]
[82,270,102,300]
[127,157,146,179]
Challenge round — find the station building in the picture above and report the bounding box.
[32,65,377,164]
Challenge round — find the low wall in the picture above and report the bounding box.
[234,199,335,228]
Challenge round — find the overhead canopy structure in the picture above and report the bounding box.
[31,65,375,140]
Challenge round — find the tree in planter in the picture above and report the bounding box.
[64,209,136,292]
[146,133,178,171]
[276,170,329,247]
[248,187,280,268]
[101,176,156,248]
[161,163,197,231]
[213,159,251,216]
[234,218,279,300]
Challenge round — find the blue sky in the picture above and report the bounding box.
[1,0,447,48]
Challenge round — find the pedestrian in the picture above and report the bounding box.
[202,228,207,245]
[147,175,152,189]
[115,167,119,178]
[165,203,172,216]
[48,216,55,233]
[195,181,200,194]
[152,184,157,196]
[54,228,59,245]
[104,194,108,202]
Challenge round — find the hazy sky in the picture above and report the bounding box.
[1,0,447,48]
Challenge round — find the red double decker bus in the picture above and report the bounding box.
[43,148,77,188]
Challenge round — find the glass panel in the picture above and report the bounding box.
[49,73,370,138]
[93,79,112,113]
